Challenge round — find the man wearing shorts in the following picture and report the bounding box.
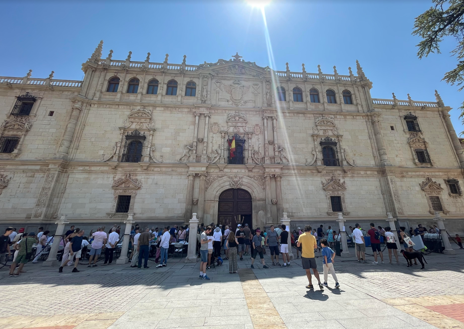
[88,227,107,267]
[250,230,269,269]
[267,225,280,266]
[368,223,383,264]
[60,230,84,273]
[9,232,36,277]
[280,224,290,267]
[199,226,211,280]
[297,226,323,290]
[352,223,366,263]
[236,225,246,261]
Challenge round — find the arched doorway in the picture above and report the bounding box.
[218,188,252,231]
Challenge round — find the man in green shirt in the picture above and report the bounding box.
[9,232,36,277]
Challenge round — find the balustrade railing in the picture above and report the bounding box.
[372,98,439,107]
[0,76,82,88]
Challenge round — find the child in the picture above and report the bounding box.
[320,238,340,289]
[456,234,463,249]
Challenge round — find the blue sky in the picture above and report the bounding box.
[1,0,462,132]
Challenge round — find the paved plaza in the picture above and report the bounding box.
[0,247,464,329]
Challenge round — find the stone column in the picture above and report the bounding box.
[184,173,195,222]
[275,175,283,220]
[265,174,272,222]
[221,131,228,164]
[281,212,294,260]
[246,133,252,164]
[386,212,401,250]
[337,213,349,254]
[43,215,69,267]
[193,112,200,157]
[263,116,269,163]
[57,103,82,159]
[371,114,391,166]
[202,114,210,162]
[116,214,134,264]
[187,213,199,261]
[441,110,464,167]
[433,211,456,254]
[197,174,206,222]
[272,117,278,145]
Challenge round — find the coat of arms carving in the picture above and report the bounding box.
[221,80,251,107]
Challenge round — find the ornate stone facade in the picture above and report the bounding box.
[0,42,463,233]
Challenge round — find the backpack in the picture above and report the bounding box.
[374,230,380,241]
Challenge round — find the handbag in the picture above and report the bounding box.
[403,236,415,247]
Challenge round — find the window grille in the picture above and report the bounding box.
[326,90,336,103]
[11,93,36,116]
[147,79,159,94]
[415,149,430,163]
[116,195,131,213]
[293,88,303,102]
[0,137,19,153]
[277,87,286,101]
[331,196,343,212]
[123,141,143,162]
[185,81,196,96]
[429,196,443,212]
[166,80,178,95]
[310,89,320,103]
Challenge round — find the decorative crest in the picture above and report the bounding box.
[232,52,243,62]
[112,173,142,190]
[89,40,103,63]
[420,177,443,194]
[322,176,346,192]
[229,175,243,189]
[0,174,11,192]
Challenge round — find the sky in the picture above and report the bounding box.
[1,0,462,132]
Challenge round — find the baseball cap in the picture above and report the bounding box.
[18,228,25,233]
[237,224,241,227]
[28,232,36,236]
[256,229,261,233]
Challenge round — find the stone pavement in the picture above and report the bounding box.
[0,246,463,329]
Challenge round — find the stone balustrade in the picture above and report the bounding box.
[372,97,439,108]
[0,76,82,88]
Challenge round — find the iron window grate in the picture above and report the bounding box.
[331,196,343,212]
[429,196,443,212]
[0,137,19,153]
[116,195,131,213]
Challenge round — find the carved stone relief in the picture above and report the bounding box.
[229,175,243,189]
[321,175,349,216]
[0,174,11,195]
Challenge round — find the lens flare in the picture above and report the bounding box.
[246,0,271,8]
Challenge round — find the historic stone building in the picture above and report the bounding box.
[0,41,463,236]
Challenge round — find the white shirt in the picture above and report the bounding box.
[385,231,396,243]
[160,231,170,249]
[106,231,119,248]
[81,240,90,248]
[213,231,222,242]
[207,236,213,249]
[133,233,141,246]
[352,228,364,244]
[224,229,230,239]
[9,231,17,242]
[37,232,44,240]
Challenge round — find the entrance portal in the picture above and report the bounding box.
[218,188,252,231]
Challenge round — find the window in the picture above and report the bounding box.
[147,79,159,94]
[11,93,36,116]
[48,111,54,117]
[123,140,143,162]
[107,77,120,92]
[330,196,343,212]
[293,87,303,102]
[166,80,178,95]
[415,149,430,164]
[322,146,339,166]
[277,87,286,101]
[127,78,139,93]
[116,195,131,213]
[429,196,443,212]
[310,88,320,103]
[446,179,461,196]
[342,90,353,104]
[326,90,336,103]
[449,183,459,194]
[404,113,420,132]
[0,137,19,153]
[185,81,196,96]
[390,126,395,131]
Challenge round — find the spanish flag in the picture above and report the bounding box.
[229,136,236,158]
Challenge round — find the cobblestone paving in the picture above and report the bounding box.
[0,248,462,328]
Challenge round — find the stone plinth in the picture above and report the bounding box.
[187,213,199,261]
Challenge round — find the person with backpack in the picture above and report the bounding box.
[368,223,383,264]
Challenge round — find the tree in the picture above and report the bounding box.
[413,0,464,111]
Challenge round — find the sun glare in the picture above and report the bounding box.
[246,0,271,8]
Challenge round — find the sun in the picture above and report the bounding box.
[245,0,271,8]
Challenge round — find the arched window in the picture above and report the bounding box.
[326,90,336,104]
[166,80,178,95]
[322,146,338,166]
[127,78,139,94]
[107,77,120,92]
[277,87,286,101]
[310,88,320,103]
[147,79,159,94]
[293,87,303,102]
[124,140,143,162]
[185,81,196,96]
[342,90,353,104]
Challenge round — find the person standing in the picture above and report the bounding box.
[297,226,323,290]
[130,228,141,268]
[213,227,222,257]
[320,239,340,288]
[280,224,290,267]
[9,228,17,243]
[65,226,75,239]
[0,228,13,266]
[385,227,399,264]
[226,231,238,273]
[157,227,170,268]
[36,227,44,240]
[199,226,212,280]
[32,230,49,263]
[138,228,151,269]
[250,230,269,269]
[60,230,85,273]
[88,227,107,267]
[237,225,246,261]
[352,223,366,263]
[104,228,119,265]
[9,232,36,277]
[368,223,383,264]
[267,225,281,266]
[243,224,252,256]
[326,226,334,248]
[207,228,214,268]
[178,227,187,242]
[223,225,230,260]
[317,225,325,249]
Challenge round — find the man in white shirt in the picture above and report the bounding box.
[88,227,107,267]
[130,228,141,267]
[352,223,366,263]
[36,227,44,240]
[32,230,49,263]
[157,227,171,268]
[104,228,119,265]
[213,227,222,257]
[9,228,18,242]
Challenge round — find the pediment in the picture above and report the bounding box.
[420,177,443,193]
[197,59,268,78]
[112,173,142,190]
[322,176,346,192]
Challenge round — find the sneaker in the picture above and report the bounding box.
[92,264,97,267]
[335,282,340,288]
[276,262,281,267]
[323,282,328,287]
[207,266,211,269]
[156,264,163,268]
[287,262,291,266]
[318,283,324,290]
[204,275,211,280]
[162,264,166,267]
[251,265,255,269]
[9,274,13,277]
[59,267,63,273]
[381,261,384,264]
[283,264,287,267]
[72,268,79,273]
[306,284,314,289]
[263,265,269,269]
[199,275,203,279]
[372,261,378,265]
[130,265,137,268]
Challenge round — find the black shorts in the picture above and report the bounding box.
[387,242,397,250]
[252,249,264,259]
[371,243,381,253]
[302,257,317,269]
[269,245,279,255]
[245,239,251,246]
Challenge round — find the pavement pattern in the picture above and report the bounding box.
[0,246,463,329]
